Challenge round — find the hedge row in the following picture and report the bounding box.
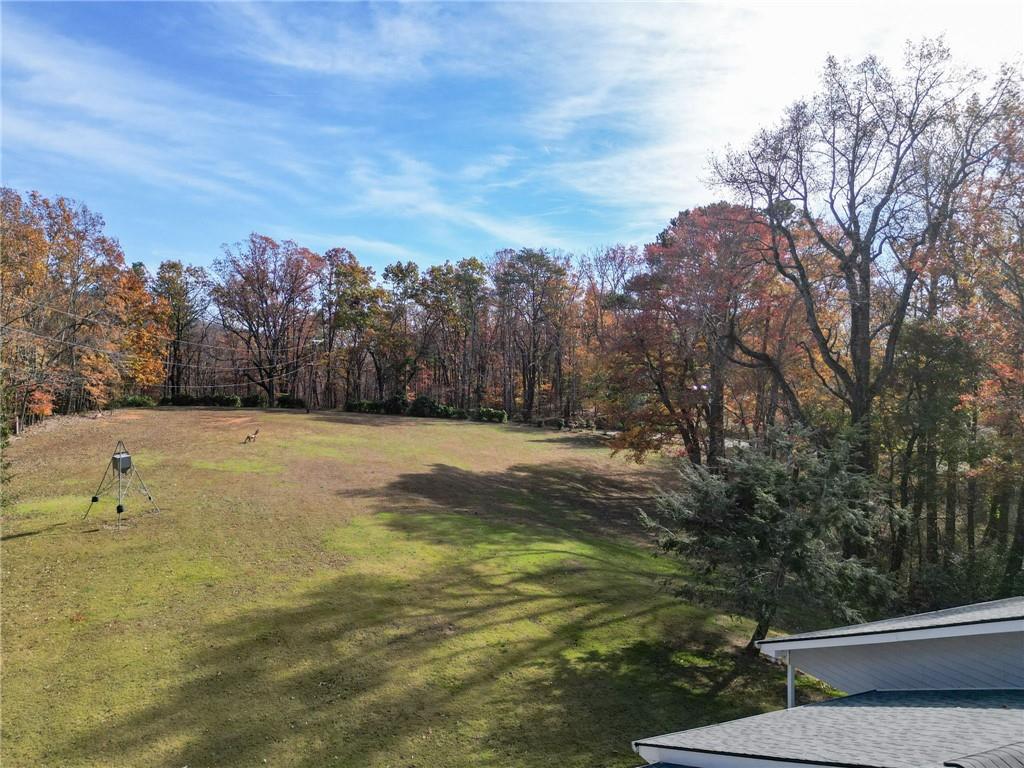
[114,391,510,424]
[345,395,508,423]
[154,392,243,407]
[476,407,509,423]
[275,394,307,409]
[111,394,158,408]
[147,392,310,409]
[345,395,408,415]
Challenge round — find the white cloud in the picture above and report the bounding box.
[1,12,333,206]
[495,1,1024,228]
[219,3,452,80]
[282,231,425,263]
[340,153,569,250]
[1,6,569,252]
[5,2,1020,261]
[213,1,1022,233]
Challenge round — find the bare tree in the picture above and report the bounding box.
[212,234,322,405]
[715,40,1017,468]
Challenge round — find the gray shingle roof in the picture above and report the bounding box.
[758,597,1024,646]
[633,690,1024,768]
[946,742,1024,768]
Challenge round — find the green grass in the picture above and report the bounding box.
[191,456,285,473]
[1,409,806,767]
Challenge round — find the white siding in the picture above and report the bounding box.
[790,630,1024,693]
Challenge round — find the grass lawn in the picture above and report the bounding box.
[2,409,806,767]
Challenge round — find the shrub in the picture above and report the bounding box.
[27,390,56,416]
[240,393,267,408]
[345,397,497,422]
[435,404,458,419]
[345,400,383,414]
[407,395,439,418]
[157,392,242,407]
[113,394,156,408]
[276,393,306,409]
[475,407,508,423]
[407,397,474,420]
[382,394,408,415]
[646,427,891,651]
[538,417,565,430]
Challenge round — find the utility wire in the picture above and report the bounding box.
[4,358,309,392]
[7,295,322,355]
[2,326,320,373]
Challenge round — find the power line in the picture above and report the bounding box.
[3,358,306,393]
[2,327,319,375]
[7,295,321,355]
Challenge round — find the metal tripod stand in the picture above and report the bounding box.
[83,440,160,528]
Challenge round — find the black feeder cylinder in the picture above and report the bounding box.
[116,504,124,515]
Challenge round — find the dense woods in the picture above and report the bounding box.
[2,42,1021,621]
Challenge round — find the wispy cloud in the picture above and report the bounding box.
[272,230,425,264]
[212,1,1022,233]
[3,2,1020,268]
[498,2,1022,221]
[0,12,328,205]
[342,152,569,249]
[219,3,457,80]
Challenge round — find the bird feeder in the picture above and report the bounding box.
[112,451,132,474]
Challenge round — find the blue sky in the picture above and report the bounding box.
[2,2,1022,272]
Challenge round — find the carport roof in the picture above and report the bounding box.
[757,597,1024,648]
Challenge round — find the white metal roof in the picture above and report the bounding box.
[757,597,1024,658]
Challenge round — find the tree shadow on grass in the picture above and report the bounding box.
[50,553,781,768]
[0,521,67,541]
[44,463,783,768]
[305,410,412,429]
[519,429,615,450]
[345,461,671,542]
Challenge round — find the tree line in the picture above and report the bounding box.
[2,40,1021,623]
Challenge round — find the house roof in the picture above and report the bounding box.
[945,742,1024,768]
[633,689,1024,768]
[757,597,1024,649]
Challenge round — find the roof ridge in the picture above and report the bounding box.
[758,597,1024,646]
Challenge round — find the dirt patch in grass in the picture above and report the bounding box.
[2,409,799,768]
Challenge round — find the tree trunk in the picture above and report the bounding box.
[924,440,940,564]
[999,484,1024,597]
[706,330,730,469]
[912,464,926,570]
[984,484,1011,546]
[943,455,958,563]
[890,434,918,573]
[966,475,978,555]
[745,562,788,654]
